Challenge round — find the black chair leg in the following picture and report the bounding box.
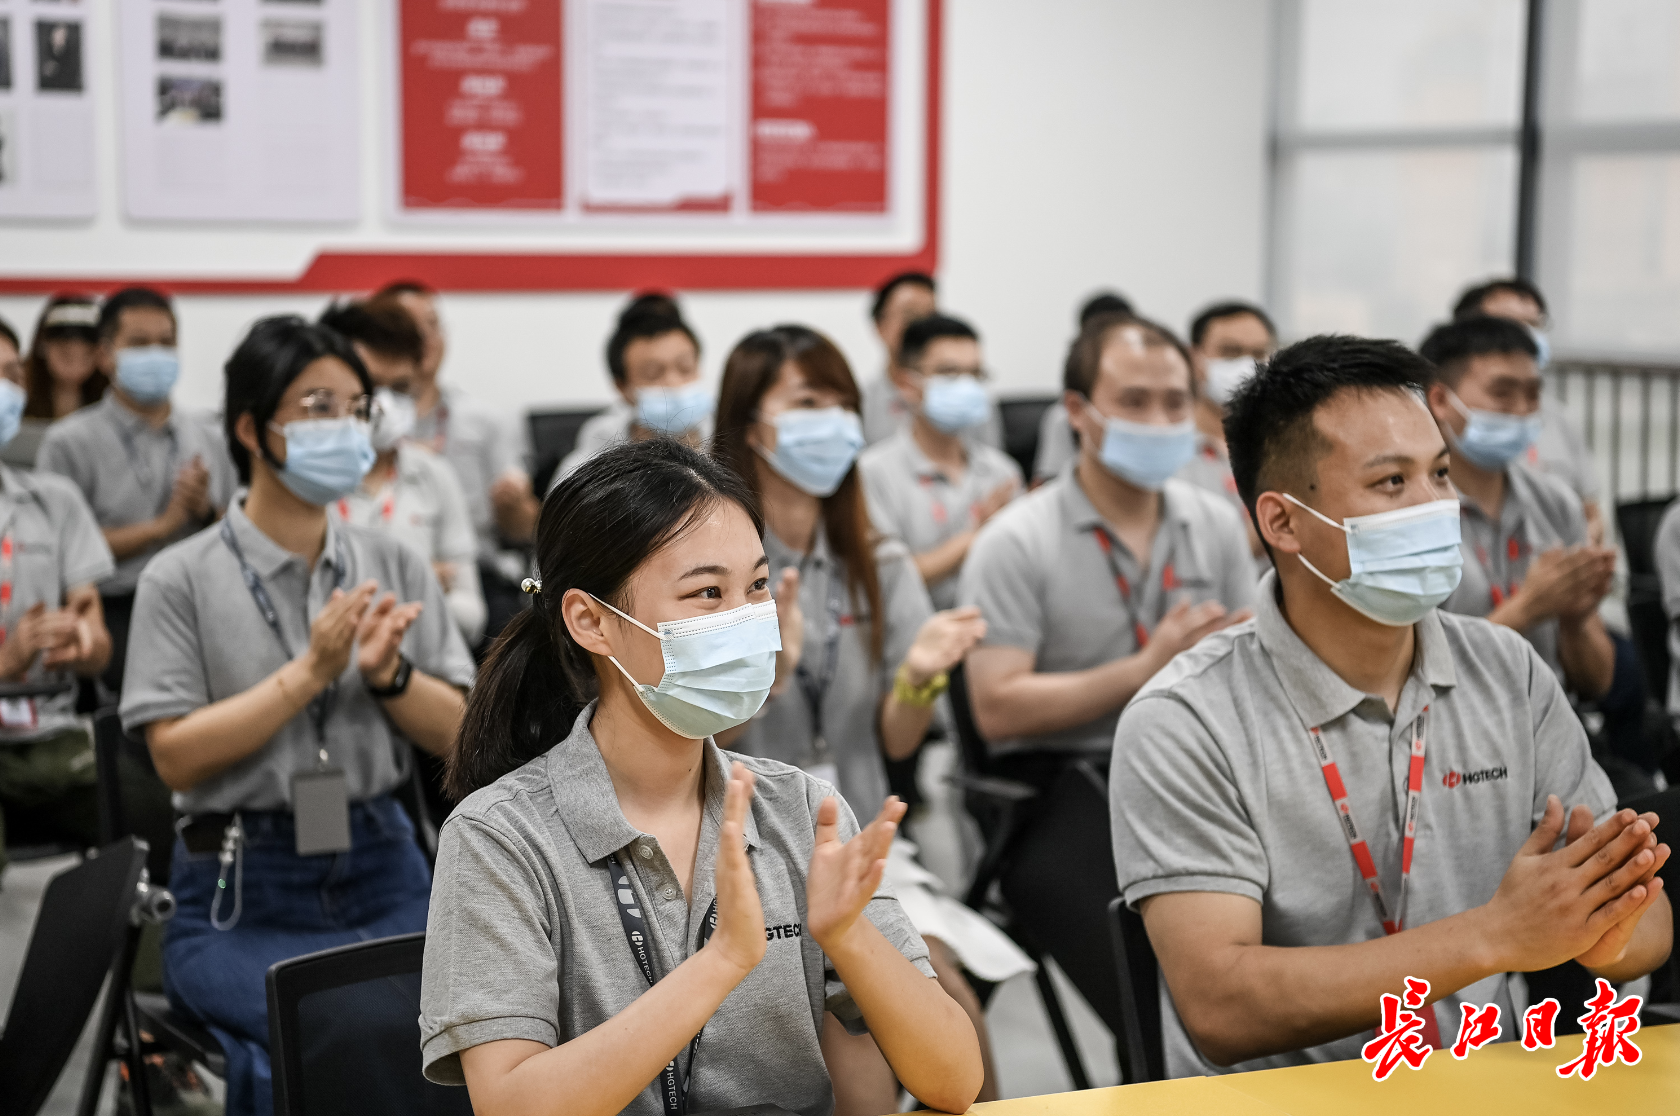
[76,920,154,1116]
[1033,960,1091,1091]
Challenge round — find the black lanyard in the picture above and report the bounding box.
[219,518,348,745]
[793,562,846,745]
[605,852,719,1116]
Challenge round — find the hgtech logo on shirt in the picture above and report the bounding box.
[1442,765,1509,789]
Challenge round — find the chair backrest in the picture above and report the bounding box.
[528,407,606,497]
[267,933,472,1116]
[1625,573,1672,702]
[92,706,176,887]
[997,395,1057,482]
[1617,497,1676,578]
[1106,895,1165,1084]
[945,662,993,779]
[0,838,146,1116]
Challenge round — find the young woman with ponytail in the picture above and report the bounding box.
[418,438,982,1116]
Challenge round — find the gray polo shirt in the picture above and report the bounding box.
[959,466,1256,756]
[37,394,238,596]
[411,384,525,562]
[1440,463,1587,683]
[0,464,115,744]
[1111,573,1615,1078]
[1525,402,1601,504]
[119,501,476,813]
[859,371,1003,450]
[730,526,931,819]
[418,703,935,1116]
[857,429,1022,610]
[1651,499,1680,714]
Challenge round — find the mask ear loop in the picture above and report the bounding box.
[586,592,663,691]
[1281,493,1349,590]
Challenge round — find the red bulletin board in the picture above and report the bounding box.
[0,0,940,295]
[398,1,565,210]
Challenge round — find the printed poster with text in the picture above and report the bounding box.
[750,0,889,213]
[399,0,563,209]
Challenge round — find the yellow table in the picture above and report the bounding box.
[969,1023,1678,1115]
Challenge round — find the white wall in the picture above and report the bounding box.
[0,0,1272,423]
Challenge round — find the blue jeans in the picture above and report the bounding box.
[163,795,433,1116]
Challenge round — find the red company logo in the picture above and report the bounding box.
[1442,765,1508,788]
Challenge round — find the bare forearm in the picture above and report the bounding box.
[103,516,180,560]
[379,671,465,756]
[1586,895,1673,983]
[879,693,935,761]
[1557,615,1615,700]
[467,949,746,1116]
[911,530,975,590]
[822,919,982,1113]
[148,657,325,791]
[974,652,1158,739]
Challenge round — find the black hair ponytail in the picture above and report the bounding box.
[446,438,762,799]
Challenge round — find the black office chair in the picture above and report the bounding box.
[528,407,606,498]
[0,838,148,1116]
[1105,896,1165,1084]
[267,933,471,1116]
[0,679,91,865]
[945,662,1092,1090]
[1618,498,1678,700]
[996,395,1058,482]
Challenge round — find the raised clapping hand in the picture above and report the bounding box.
[704,762,769,978]
[2,602,90,678]
[1480,796,1668,973]
[1148,598,1253,665]
[904,606,987,684]
[357,592,425,689]
[806,794,906,952]
[301,580,378,686]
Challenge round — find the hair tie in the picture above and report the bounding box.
[521,577,542,595]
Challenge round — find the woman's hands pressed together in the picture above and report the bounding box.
[302,580,378,686]
[806,794,906,952]
[705,762,768,979]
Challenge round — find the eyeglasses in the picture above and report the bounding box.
[911,364,990,382]
[293,390,373,422]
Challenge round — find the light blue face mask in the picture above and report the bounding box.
[1088,404,1197,491]
[757,407,865,497]
[1447,392,1543,471]
[593,595,782,739]
[636,383,714,437]
[1286,495,1464,627]
[0,380,25,449]
[268,417,376,506]
[1529,326,1552,369]
[921,374,990,433]
[115,346,180,405]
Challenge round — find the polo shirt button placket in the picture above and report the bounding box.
[638,841,653,860]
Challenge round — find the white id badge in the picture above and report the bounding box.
[291,767,351,856]
[0,697,36,729]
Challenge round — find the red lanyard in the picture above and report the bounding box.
[1092,528,1179,649]
[1473,535,1522,607]
[0,534,13,643]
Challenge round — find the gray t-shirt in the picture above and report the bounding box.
[857,428,1022,610]
[1111,573,1615,1078]
[0,464,115,743]
[37,395,238,596]
[1440,463,1587,684]
[859,371,1003,450]
[731,526,931,819]
[411,384,525,562]
[120,500,476,813]
[959,466,1257,755]
[418,704,935,1116]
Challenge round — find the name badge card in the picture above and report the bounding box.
[292,767,351,856]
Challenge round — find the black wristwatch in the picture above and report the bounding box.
[365,654,413,700]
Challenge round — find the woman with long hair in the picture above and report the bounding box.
[420,437,981,1116]
[712,325,1027,1109]
[24,294,108,420]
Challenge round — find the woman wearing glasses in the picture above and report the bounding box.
[119,316,475,1116]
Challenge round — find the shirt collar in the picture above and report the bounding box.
[550,702,761,864]
[1055,462,1192,534]
[101,391,176,435]
[1255,570,1458,729]
[224,499,352,582]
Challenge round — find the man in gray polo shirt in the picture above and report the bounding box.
[959,312,1254,1036]
[858,314,1021,610]
[1111,335,1671,1078]
[38,287,236,695]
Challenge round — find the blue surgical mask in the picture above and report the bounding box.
[115,346,180,405]
[1286,495,1464,627]
[757,407,865,497]
[268,417,376,506]
[1087,404,1197,491]
[1448,392,1543,471]
[0,380,25,449]
[921,375,990,433]
[636,383,714,437]
[593,595,782,739]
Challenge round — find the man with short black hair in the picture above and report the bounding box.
[38,286,236,696]
[961,311,1254,1036]
[1451,277,1603,543]
[1419,316,1616,701]
[860,272,1003,449]
[1181,301,1277,559]
[1032,290,1140,482]
[1111,334,1670,1077]
[858,314,1021,609]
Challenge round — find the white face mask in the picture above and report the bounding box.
[1202,356,1258,407]
[371,389,417,452]
[592,595,782,739]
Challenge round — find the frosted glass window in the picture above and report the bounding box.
[1571,0,1680,122]
[1560,154,1680,352]
[1295,0,1525,130]
[1283,147,1518,342]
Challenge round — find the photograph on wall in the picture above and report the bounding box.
[157,14,222,64]
[0,20,11,92]
[35,20,83,93]
[262,20,323,67]
[157,75,223,124]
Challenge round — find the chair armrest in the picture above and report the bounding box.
[947,771,1038,805]
[1643,1002,1680,1026]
